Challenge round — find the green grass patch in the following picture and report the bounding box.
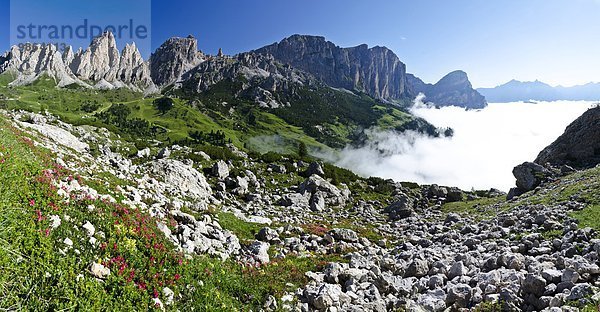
[442,196,506,220]
[217,212,264,242]
[571,205,600,231]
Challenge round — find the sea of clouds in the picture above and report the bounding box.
[330,99,596,191]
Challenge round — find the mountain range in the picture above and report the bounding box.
[477,79,600,103]
[0,32,487,109]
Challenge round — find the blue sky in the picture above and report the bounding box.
[1,0,600,88]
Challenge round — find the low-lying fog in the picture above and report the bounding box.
[332,100,596,191]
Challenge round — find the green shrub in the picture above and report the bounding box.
[199,145,239,161]
[298,142,308,158]
[80,101,101,113]
[153,97,174,113]
[323,163,359,185]
[260,151,283,163]
[367,177,395,195]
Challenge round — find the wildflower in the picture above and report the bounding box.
[174,273,181,281]
[48,202,59,211]
[29,199,35,207]
[127,270,135,282]
[34,210,44,222]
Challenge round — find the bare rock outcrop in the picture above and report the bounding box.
[149,35,204,87]
[254,34,410,101]
[535,106,600,169]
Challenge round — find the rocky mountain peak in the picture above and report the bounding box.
[407,70,487,109]
[73,32,121,81]
[254,34,410,101]
[150,36,204,87]
[435,70,470,88]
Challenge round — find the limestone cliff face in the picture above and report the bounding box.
[0,32,155,91]
[535,106,600,168]
[72,32,121,81]
[254,35,410,101]
[149,35,204,87]
[407,71,487,109]
[1,43,78,86]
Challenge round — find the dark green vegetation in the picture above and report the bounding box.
[170,75,442,149]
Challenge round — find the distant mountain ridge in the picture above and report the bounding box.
[407,71,487,109]
[478,79,600,103]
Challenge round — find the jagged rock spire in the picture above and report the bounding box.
[0,31,156,92]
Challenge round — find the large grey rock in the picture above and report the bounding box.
[248,241,270,264]
[309,192,326,212]
[406,259,430,278]
[523,274,546,297]
[305,283,351,310]
[211,160,229,179]
[384,193,414,220]
[446,283,473,308]
[323,262,344,284]
[567,283,596,301]
[418,289,447,312]
[448,261,467,280]
[305,162,325,177]
[256,227,279,242]
[298,175,349,207]
[512,162,552,192]
[542,269,563,284]
[148,159,212,208]
[329,228,359,243]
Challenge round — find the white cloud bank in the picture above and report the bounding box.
[332,101,596,191]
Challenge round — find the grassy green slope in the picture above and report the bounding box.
[171,76,431,150]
